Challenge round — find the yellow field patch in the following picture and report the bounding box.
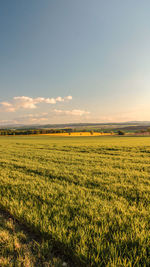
[41,132,113,136]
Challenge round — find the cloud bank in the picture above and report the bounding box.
[0,95,72,112]
[0,95,92,125]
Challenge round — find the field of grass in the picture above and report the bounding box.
[0,210,64,267]
[0,136,149,266]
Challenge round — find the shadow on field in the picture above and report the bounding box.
[0,204,87,267]
[4,161,80,186]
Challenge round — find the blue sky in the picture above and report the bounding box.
[0,0,150,125]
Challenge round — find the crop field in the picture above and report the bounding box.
[0,136,149,266]
[41,132,112,136]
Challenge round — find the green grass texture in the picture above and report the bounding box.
[0,136,149,266]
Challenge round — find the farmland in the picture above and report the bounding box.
[0,136,149,266]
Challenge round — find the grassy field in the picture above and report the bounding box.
[0,136,149,266]
[0,210,64,267]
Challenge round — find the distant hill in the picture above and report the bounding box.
[1,121,150,131]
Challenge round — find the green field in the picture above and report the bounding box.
[0,136,149,266]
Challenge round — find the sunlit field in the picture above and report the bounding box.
[41,132,112,136]
[0,136,149,266]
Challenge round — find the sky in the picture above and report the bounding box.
[0,0,150,125]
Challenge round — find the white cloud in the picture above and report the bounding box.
[0,112,50,125]
[0,119,18,125]
[0,95,72,112]
[0,102,16,112]
[56,96,64,102]
[1,102,12,107]
[13,96,37,109]
[65,95,72,100]
[54,109,90,116]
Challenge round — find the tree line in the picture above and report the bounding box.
[0,128,72,135]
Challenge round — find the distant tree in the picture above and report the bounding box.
[147,128,150,132]
[140,129,146,133]
[118,130,125,136]
[90,130,94,135]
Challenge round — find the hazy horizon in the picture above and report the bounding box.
[1,1,150,125]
